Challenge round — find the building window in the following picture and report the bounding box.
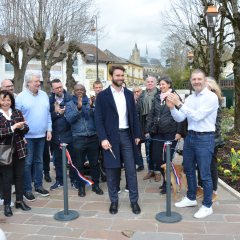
[73,59,78,74]
[5,58,14,72]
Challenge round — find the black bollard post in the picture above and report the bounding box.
[54,143,79,221]
[156,141,182,223]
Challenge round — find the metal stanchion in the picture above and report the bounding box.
[54,143,79,221]
[156,141,182,223]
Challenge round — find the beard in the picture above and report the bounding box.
[56,92,63,97]
[112,77,123,87]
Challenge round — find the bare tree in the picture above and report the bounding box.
[159,0,234,82]
[218,0,240,133]
[20,0,96,95]
[0,0,38,93]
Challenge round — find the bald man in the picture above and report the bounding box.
[65,84,103,197]
[1,79,16,98]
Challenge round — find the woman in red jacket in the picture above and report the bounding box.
[0,90,31,217]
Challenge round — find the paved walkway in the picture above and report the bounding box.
[1,152,240,240]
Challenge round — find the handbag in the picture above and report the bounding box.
[0,135,14,166]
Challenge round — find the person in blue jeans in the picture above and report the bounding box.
[167,69,218,219]
[49,79,78,191]
[65,84,103,197]
[16,71,52,202]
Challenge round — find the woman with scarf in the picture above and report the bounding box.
[145,76,184,194]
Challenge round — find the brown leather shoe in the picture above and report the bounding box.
[143,171,155,180]
[154,173,161,182]
[196,186,204,199]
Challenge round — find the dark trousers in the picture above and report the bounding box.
[53,142,76,183]
[137,143,144,167]
[0,151,25,205]
[106,129,139,203]
[152,132,177,187]
[43,139,50,174]
[198,147,218,192]
[0,172,3,199]
[73,134,100,188]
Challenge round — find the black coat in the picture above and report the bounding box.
[145,89,184,135]
[49,89,73,144]
[136,88,161,139]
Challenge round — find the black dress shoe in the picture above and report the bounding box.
[109,202,118,214]
[136,166,144,172]
[78,188,86,197]
[92,186,104,195]
[44,174,52,182]
[4,205,13,217]
[15,201,31,211]
[131,202,141,214]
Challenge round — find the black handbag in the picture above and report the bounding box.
[0,135,14,166]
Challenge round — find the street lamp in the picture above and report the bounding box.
[206,4,218,78]
[91,15,99,81]
[188,52,194,94]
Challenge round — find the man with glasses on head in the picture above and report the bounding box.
[49,79,78,191]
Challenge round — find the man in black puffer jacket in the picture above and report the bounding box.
[49,79,77,191]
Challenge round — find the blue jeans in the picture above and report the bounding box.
[183,132,215,208]
[24,137,45,192]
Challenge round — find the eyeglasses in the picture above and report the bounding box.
[4,85,14,88]
[53,86,63,91]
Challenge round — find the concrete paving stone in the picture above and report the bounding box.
[111,219,157,232]
[36,226,84,237]
[54,238,91,240]
[182,214,226,222]
[27,207,61,215]
[59,190,93,196]
[97,211,138,220]
[161,205,199,215]
[139,193,163,199]
[82,229,129,240]
[217,192,236,200]
[5,233,28,240]
[66,217,113,230]
[119,203,159,213]
[205,222,240,235]
[76,210,99,218]
[0,213,33,224]
[142,198,168,204]
[105,197,136,204]
[158,221,205,234]
[183,234,234,240]
[38,195,64,200]
[20,235,54,240]
[131,232,183,240]
[145,187,161,194]
[25,215,66,227]
[218,199,240,204]
[225,215,240,222]
[212,204,240,214]
[25,199,51,207]
[0,223,41,234]
[71,196,107,202]
[234,236,240,240]
[80,202,116,211]
[44,200,84,210]
[138,212,159,220]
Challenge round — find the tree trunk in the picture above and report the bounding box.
[66,52,76,94]
[42,66,51,95]
[13,66,26,93]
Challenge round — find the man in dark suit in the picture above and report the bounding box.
[94,65,141,215]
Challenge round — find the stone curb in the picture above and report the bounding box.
[218,178,240,201]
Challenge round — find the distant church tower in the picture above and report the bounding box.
[129,43,141,64]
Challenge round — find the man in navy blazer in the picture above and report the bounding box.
[95,65,141,215]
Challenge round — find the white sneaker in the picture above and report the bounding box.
[175,197,197,208]
[194,205,213,219]
[0,199,14,207]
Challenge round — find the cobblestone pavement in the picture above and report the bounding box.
[1,151,240,240]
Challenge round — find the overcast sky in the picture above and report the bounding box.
[93,0,170,60]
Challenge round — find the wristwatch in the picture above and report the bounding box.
[178,103,183,109]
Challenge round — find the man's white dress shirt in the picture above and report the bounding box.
[111,86,129,129]
[170,87,218,132]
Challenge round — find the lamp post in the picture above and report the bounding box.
[188,52,194,95]
[91,15,99,81]
[206,4,218,78]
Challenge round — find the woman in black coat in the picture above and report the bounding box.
[145,76,184,194]
[0,90,31,217]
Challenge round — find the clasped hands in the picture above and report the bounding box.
[166,92,181,110]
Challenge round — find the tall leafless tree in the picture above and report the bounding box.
[0,0,38,93]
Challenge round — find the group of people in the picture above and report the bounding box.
[0,65,222,219]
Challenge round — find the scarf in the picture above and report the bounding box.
[142,87,158,116]
[160,89,172,102]
[72,95,89,120]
